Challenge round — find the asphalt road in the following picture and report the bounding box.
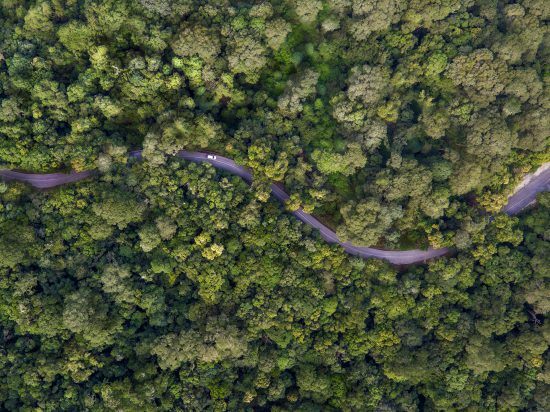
[501,166,550,215]
[0,169,95,189]
[1,150,548,265]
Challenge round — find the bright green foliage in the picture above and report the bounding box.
[0,0,547,247]
[92,190,145,229]
[337,198,403,245]
[0,1,549,410]
[0,159,548,410]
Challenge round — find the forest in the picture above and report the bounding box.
[0,0,549,410]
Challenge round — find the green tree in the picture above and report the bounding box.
[92,190,146,229]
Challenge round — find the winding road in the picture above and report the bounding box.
[1,151,549,265]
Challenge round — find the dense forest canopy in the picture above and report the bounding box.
[1,161,549,410]
[0,0,549,410]
[1,0,548,247]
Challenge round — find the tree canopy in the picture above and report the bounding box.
[0,0,549,410]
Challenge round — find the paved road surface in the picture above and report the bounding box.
[501,166,550,215]
[1,150,548,265]
[0,169,95,188]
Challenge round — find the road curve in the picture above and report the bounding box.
[501,165,550,215]
[1,151,548,265]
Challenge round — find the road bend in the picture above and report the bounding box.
[1,151,547,265]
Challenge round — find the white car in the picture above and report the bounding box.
[207,155,217,160]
